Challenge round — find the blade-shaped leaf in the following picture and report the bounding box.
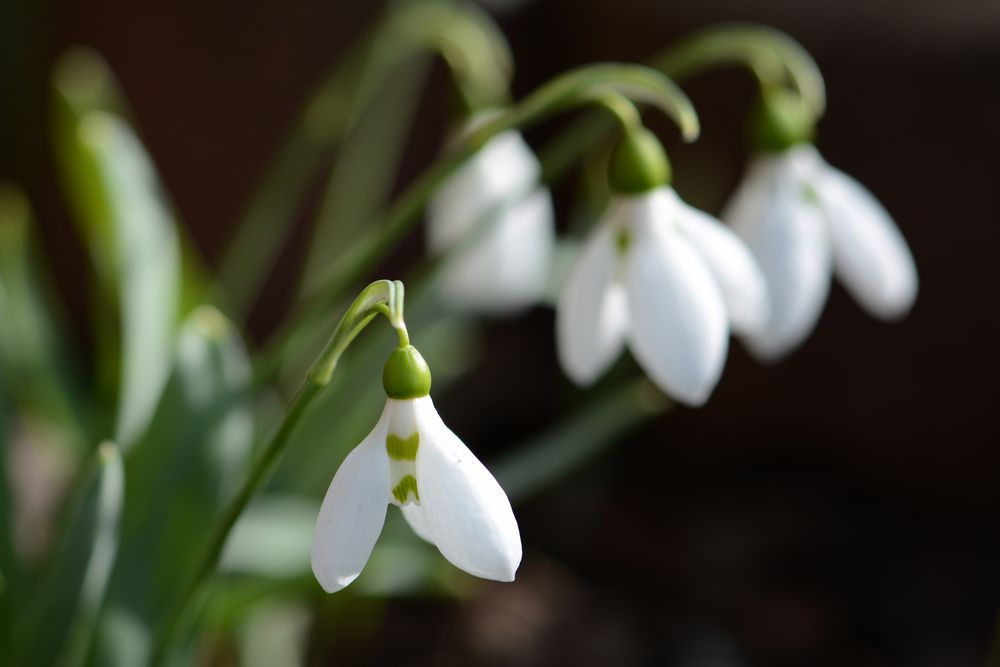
[0,182,92,449]
[52,49,191,450]
[0,367,13,655]
[10,442,124,667]
[91,306,253,666]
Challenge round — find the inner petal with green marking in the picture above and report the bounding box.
[386,431,420,506]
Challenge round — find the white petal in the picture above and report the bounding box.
[813,161,918,319]
[624,190,729,406]
[720,153,785,234]
[400,504,435,544]
[310,403,391,593]
[427,130,541,252]
[427,131,550,314]
[555,206,628,386]
[722,145,822,235]
[671,190,770,336]
[411,397,521,582]
[725,152,833,361]
[434,188,555,314]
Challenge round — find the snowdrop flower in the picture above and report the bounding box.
[557,127,768,406]
[722,89,918,360]
[311,344,521,592]
[427,124,555,314]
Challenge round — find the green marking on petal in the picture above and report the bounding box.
[802,182,820,204]
[616,228,631,256]
[391,475,419,504]
[386,432,419,461]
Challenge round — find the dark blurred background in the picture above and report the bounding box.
[2,0,999,664]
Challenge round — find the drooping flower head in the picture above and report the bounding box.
[427,121,555,314]
[556,126,768,405]
[311,343,521,592]
[723,88,919,360]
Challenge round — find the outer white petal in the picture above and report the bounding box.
[670,189,769,336]
[555,206,628,386]
[725,151,833,361]
[427,130,540,252]
[720,153,785,233]
[813,160,918,319]
[434,187,555,314]
[411,397,521,582]
[427,131,549,313]
[624,190,729,406]
[310,403,392,593]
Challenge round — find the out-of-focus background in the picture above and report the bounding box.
[2,0,999,665]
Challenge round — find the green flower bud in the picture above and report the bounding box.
[382,345,432,399]
[607,127,672,195]
[748,87,815,152]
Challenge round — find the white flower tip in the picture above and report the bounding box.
[867,275,919,323]
[741,331,801,365]
[666,375,717,407]
[464,540,522,583]
[493,560,519,583]
[558,352,601,389]
[310,543,362,593]
[311,564,358,594]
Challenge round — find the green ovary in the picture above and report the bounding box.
[392,475,419,504]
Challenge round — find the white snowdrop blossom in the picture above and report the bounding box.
[311,346,521,593]
[427,129,555,314]
[722,144,918,360]
[557,186,769,406]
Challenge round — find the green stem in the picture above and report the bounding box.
[218,0,513,316]
[538,24,826,189]
[651,23,826,117]
[253,63,699,384]
[150,280,403,664]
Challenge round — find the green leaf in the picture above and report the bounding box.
[51,51,183,449]
[298,56,432,297]
[0,361,14,655]
[0,182,92,449]
[10,442,125,667]
[221,0,513,314]
[91,306,254,666]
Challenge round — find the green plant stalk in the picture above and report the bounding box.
[253,63,699,384]
[651,22,826,117]
[540,23,826,189]
[219,0,513,315]
[151,280,404,664]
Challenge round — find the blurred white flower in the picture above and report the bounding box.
[427,129,555,314]
[311,395,522,592]
[723,144,918,360]
[557,187,768,406]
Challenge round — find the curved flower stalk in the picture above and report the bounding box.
[722,90,918,360]
[427,125,555,314]
[312,343,521,592]
[557,128,768,406]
